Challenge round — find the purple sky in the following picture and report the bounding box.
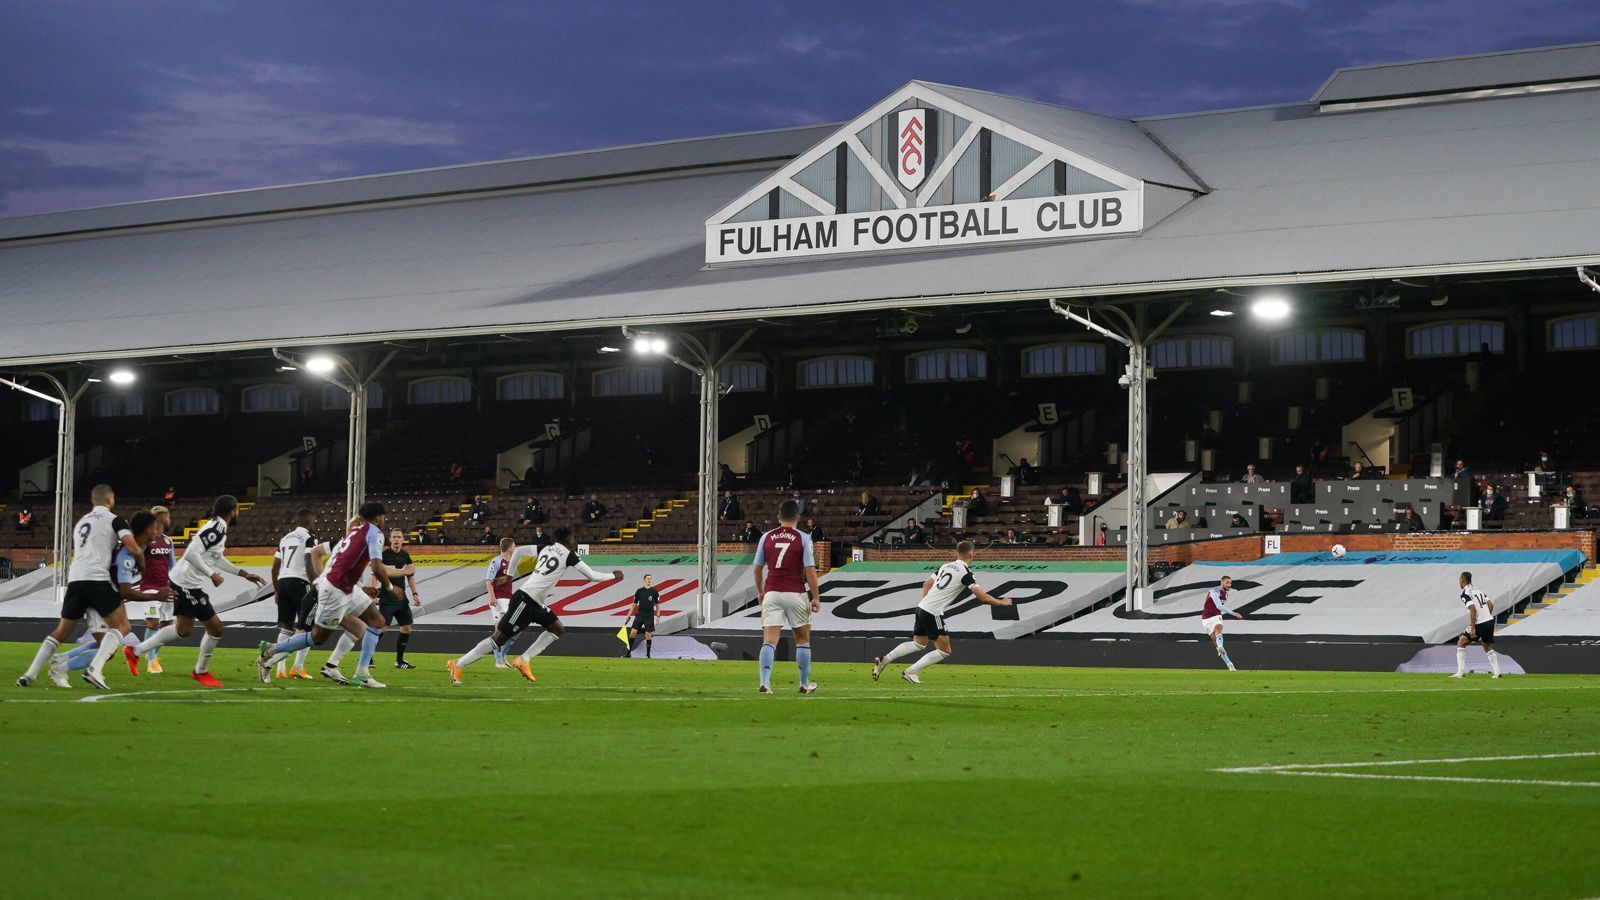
[3,0,1598,217]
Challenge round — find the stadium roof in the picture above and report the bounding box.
[4,45,1600,367]
[1313,40,1600,104]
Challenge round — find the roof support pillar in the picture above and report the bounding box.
[273,348,396,522]
[2,373,88,599]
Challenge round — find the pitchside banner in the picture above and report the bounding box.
[706,190,1142,264]
[704,560,1124,638]
[1050,551,1581,644]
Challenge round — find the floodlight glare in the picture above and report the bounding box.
[108,369,137,385]
[1208,309,1235,317]
[1250,295,1290,321]
[650,338,668,354]
[633,337,651,354]
[305,356,337,374]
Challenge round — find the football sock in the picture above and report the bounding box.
[396,632,410,662]
[89,629,123,674]
[64,641,100,671]
[905,648,949,675]
[1487,649,1501,676]
[266,631,315,667]
[1456,647,1467,675]
[796,643,812,685]
[292,644,310,671]
[519,631,558,663]
[274,628,293,672]
[758,643,775,689]
[645,637,652,659]
[119,631,140,649]
[194,633,220,674]
[136,624,180,655]
[327,630,357,666]
[493,641,508,663]
[458,637,496,669]
[143,627,160,661]
[356,627,383,676]
[23,636,60,680]
[880,640,923,666]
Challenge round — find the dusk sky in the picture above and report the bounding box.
[3,0,1598,218]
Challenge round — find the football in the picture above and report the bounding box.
[1331,543,1347,558]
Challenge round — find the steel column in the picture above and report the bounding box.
[696,361,719,624]
[1123,341,1148,609]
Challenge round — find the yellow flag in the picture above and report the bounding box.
[616,626,631,648]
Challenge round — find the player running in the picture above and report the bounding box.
[482,538,517,668]
[622,574,661,658]
[269,508,320,679]
[1200,575,1243,671]
[134,494,267,686]
[255,503,397,688]
[753,500,822,695]
[871,540,1012,684]
[18,484,146,689]
[48,511,171,686]
[1452,571,1501,679]
[447,527,621,684]
[137,505,177,673]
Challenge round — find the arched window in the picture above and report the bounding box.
[91,394,145,418]
[1549,314,1599,351]
[241,384,299,413]
[1023,342,1106,377]
[322,383,385,409]
[592,367,663,398]
[497,372,565,401]
[718,362,768,392]
[1408,321,1504,358]
[907,349,988,383]
[22,399,58,422]
[164,387,220,416]
[1150,336,1233,370]
[797,356,875,388]
[407,376,472,405]
[1271,329,1366,365]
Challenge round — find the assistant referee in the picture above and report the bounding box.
[624,575,661,658]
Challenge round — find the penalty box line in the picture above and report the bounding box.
[1217,751,1600,789]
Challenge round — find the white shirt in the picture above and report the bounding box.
[273,526,317,583]
[67,506,133,583]
[515,544,607,604]
[919,559,976,617]
[1460,585,1494,624]
[171,518,242,590]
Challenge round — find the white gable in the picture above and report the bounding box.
[705,82,1147,265]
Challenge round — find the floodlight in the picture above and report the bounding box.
[108,369,137,385]
[1250,295,1290,321]
[306,356,337,374]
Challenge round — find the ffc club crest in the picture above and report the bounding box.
[896,108,927,191]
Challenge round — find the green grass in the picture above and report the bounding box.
[2,642,1597,899]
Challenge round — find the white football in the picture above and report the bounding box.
[1331,543,1347,558]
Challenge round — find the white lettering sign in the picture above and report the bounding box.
[706,189,1142,265]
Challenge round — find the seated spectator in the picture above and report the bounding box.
[478,525,497,545]
[1054,486,1085,516]
[1096,522,1109,546]
[1349,461,1367,480]
[736,521,760,542]
[1229,512,1249,528]
[466,496,489,525]
[516,497,546,527]
[1481,485,1508,521]
[1016,458,1036,486]
[804,517,824,543]
[902,518,928,545]
[789,491,806,517]
[967,488,988,517]
[1402,505,1425,532]
[1165,510,1190,529]
[717,463,737,493]
[449,462,463,483]
[162,485,178,507]
[433,529,446,545]
[581,494,608,523]
[719,490,742,521]
[1290,465,1314,503]
[1563,484,1585,512]
[1240,464,1263,484]
[531,525,554,548]
[856,490,880,517]
[1003,527,1024,545]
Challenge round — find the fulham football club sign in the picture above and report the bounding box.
[896,108,927,191]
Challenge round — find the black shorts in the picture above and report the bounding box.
[497,590,559,638]
[631,617,655,634]
[174,586,218,622]
[913,608,948,639]
[1463,620,1495,645]
[380,595,415,627]
[60,581,121,621]
[296,588,319,631]
[276,579,311,625]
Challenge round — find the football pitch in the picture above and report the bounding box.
[3,643,1597,899]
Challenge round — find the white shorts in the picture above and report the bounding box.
[489,596,509,619]
[137,595,174,622]
[311,581,372,630]
[1201,615,1223,634]
[760,591,811,629]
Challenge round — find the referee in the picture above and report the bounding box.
[377,528,422,669]
[624,575,661,658]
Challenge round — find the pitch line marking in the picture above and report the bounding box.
[1218,751,1600,789]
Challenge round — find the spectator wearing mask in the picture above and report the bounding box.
[465,496,488,526]
[517,497,546,527]
[530,525,554,549]
[1563,484,1585,513]
[581,494,608,524]
[856,491,880,517]
[719,490,742,521]
[478,525,498,545]
[1481,485,1508,522]
[1240,464,1264,484]
[967,489,988,517]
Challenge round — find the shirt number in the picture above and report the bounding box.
[775,544,790,568]
[935,571,953,590]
